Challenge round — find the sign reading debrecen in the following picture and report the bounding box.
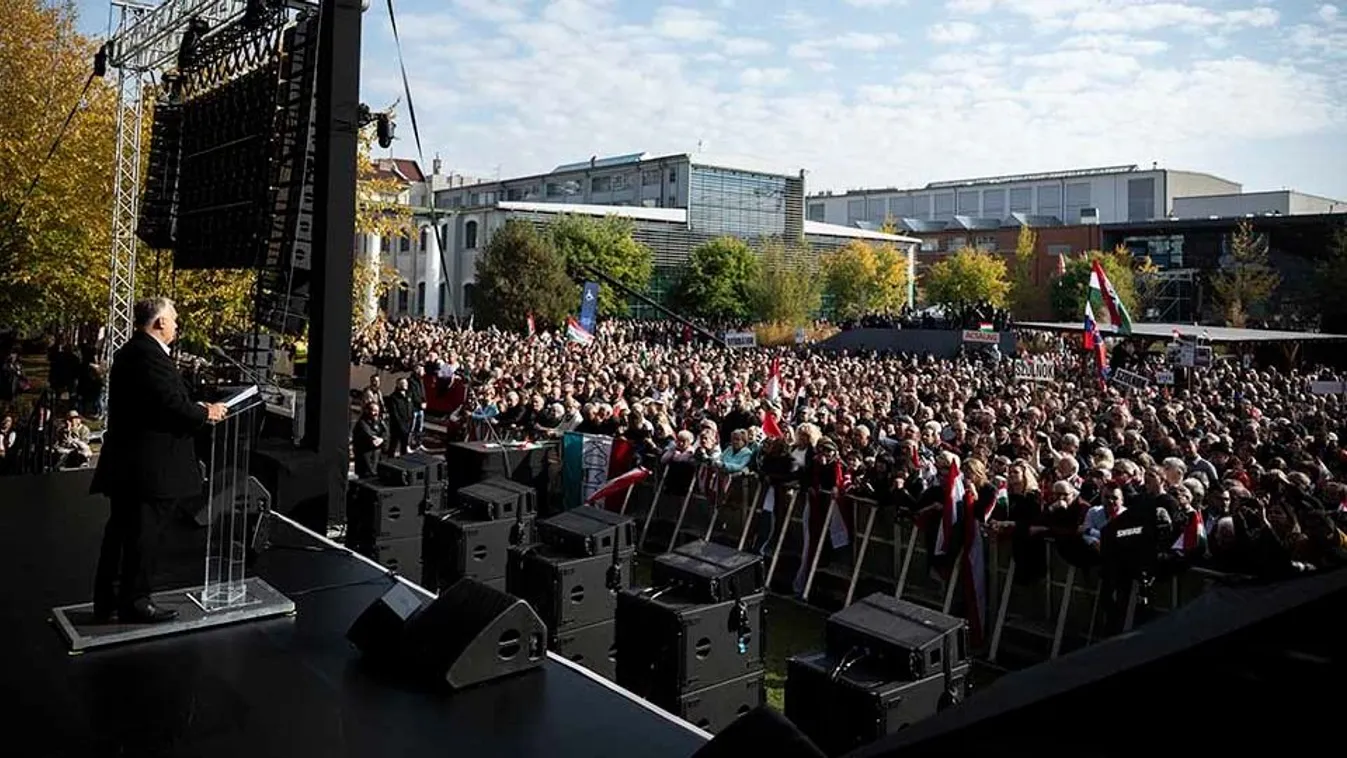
[962,330,1000,345]
[724,331,758,349]
[1014,359,1055,382]
[1111,368,1150,392]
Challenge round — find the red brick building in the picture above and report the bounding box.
[910,222,1104,320]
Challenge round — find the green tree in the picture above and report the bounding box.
[750,239,822,325]
[548,214,653,317]
[472,219,572,329]
[1210,220,1280,328]
[1315,223,1347,333]
[673,237,759,320]
[1009,226,1038,317]
[922,248,1010,309]
[822,240,910,320]
[1051,247,1141,321]
[0,0,117,329]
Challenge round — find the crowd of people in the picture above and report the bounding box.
[352,316,1347,629]
[836,303,1013,332]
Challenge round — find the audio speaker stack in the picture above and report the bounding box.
[784,594,970,756]
[617,540,767,733]
[348,577,547,690]
[422,478,536,593]
[506,506,636,681]
[347,474,445,578]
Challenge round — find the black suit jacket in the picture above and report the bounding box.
[91,332,208,500]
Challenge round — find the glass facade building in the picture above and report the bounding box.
[687,165,791,238]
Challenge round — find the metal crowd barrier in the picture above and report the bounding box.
[616,461,1242,662]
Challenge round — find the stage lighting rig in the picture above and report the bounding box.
[357,104,396,149]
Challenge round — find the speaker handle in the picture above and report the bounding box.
[605,527,623,591]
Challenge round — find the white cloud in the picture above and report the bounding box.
[651,6,721,40]
[776,9,819,31]
[721,37,773,56]
[927,21,981,44]
[1319,4,1341,23]
[449,0,528,24]
[358,0,1347,200]
[740,67,791,87]
[946,0,996,13]
[842,0,908,7]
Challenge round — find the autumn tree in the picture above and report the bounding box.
[1051,247,1141,321]
[548,214,653,317]
[1210,220,1280,328]
[673,237,759,321]
[922,248,1010,309]
[749,239,822,325]
[0,0,116,330]
[822,240,910,320]
[472,219,573,330]
[1315,223,1347,333]
[352,130,412,326]
[1009,225,1038,318]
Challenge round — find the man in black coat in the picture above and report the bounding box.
[91,298,227,623]
[384,377,413,457]
[407,365,427,450]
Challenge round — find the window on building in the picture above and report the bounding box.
[545,182,562,197]
[400,235,410,252]
[1064,182,1092,224]
[612,174,627,190]
[1128,178,1156,221]
[686,165,789,237]
[464,220,479,249]
[947,236,967,251]
[909,195,930,219]
[1048,244,1072,257]
[642,170,661,186]
[847,199,866,224]
[468,192,481,206]
[933,193,955,222]
[889,195,915,219]
[416,282,426,316]
[397,286,409,313]
[669,170,677,184]
[1037,185,1062,218]
[975,235,997,251]
[506,187,523,201]
[439,283,447,315]
[1009,188,1032,213]
[463,283,477,311]
[920,238,939,252]
[420,228,428,250]
[591,175,612,193]
[982,189,1005,218]
[957,190,979,215]
[808,203,826,222]
[525,184,540,199]
[865,197,886,223]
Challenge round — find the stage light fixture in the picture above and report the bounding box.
[93,43,108,78]
[375,112,395,149]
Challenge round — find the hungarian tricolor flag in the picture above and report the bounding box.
[1083,301,1107,381]
[566,317,594,346]
[762,357,781,402]
[761,410,784,439]
[1088,260,1133,335]
[934,459,968,557]
[984,483,1008,522]
[586,467,651,505]
[1172,510,1207,554]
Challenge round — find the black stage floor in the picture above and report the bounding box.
[0,470,707,758]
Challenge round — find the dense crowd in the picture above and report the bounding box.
[837,303,1012,332]
[353,316,1347,626]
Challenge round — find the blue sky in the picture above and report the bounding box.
[74,0,1347,200]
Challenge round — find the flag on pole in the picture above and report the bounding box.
[1084,301,1107,381]
[763,357,781,402]
[961,491,987,644]
[761,410,784,439]
[586,467,651,505]
[1055,253,1066,278]
[1088,260,1133,335]
[977,322,995,333]
[566,317,594,346]
[984,483,1008,522]
[933,459,965,556]
[1171,510,1207,553]
[526,313,536,337]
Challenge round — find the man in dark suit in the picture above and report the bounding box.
[91,297,227,623]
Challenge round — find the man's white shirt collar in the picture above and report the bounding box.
[149,333,171,355]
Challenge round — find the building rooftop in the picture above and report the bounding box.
[494,201,920,244]
[810,164,1240,199]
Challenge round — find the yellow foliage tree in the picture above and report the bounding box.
[0,0,116,329]
[1009,225,1037,317]
[922,248,1011,309]
[822,239,910,320]
[1210,220,1280,327]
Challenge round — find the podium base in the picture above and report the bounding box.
[51,577,295,652]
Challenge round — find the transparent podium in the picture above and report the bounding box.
[54,386,296,652]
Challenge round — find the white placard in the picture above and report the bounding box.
[1155,370,1175,385]
[1309,380,1347,395]
[962,330,1000,345]
[724,331,758,349]
[1111,368,1150,392]
[1013,359,1055,382]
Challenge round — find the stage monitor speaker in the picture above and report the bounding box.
[615,589,766,707]
[347,479,445,550]
[826,594,967,682]
[457,480,536,522]
[551,618,617,682]
[690,705,826,758]
[481,476,539,519]
[378,452,446,487]
[652,540,763,604]
[421,511,524,591]
[677,669,765,734]
[403,578,547,690]
[785,651,968,757]
[506,543,632,632]
[535,506,635,557]
[347,582,426,660]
